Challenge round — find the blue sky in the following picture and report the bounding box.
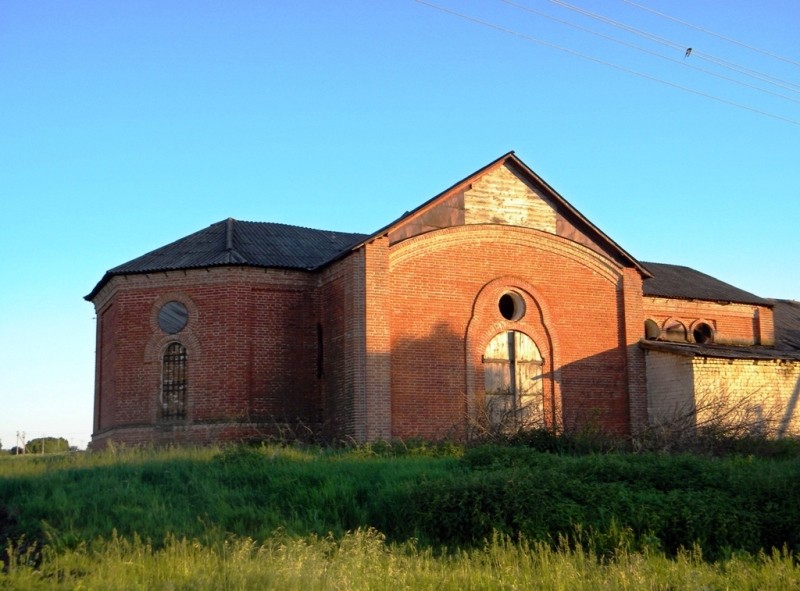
[1,1,798,450]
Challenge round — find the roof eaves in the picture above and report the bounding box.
[642,292,773,308]
[84,258,325,301]
[640,339,800,361]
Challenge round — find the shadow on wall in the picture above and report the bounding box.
[778,375,800,438]
[384,322,634,441]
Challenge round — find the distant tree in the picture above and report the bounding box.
[25,437,70,454]
[9,446,25,455]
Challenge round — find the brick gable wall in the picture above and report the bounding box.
[387,224,635,439]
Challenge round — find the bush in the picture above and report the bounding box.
[24,438,69,455]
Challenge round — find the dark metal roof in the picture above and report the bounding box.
[85,219,368,300]
[642,262,770,306]
[641,339,800,361]
[772,299,800,351]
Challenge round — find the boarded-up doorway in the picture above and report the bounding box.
[483,331,543,429]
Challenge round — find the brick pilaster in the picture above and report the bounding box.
[622,267,648,435]
[363,237,392,440]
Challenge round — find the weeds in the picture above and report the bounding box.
[2,529,799,590]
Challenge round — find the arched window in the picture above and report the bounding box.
[644,319,661,340]
[483,331,543,429]
[161,342,187,420]
[663,319,688,343]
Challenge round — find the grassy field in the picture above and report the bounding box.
[2,441,800,589]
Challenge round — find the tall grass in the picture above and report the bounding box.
[0,444,460,550]
[4,529,799,590]
[2,442,800,588]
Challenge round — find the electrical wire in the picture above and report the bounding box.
[414,0,800,126]
[500,0,800,105]
[621,0,800,69]
[544,0,800,94]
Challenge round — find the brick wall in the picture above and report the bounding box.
[645,350,800,437]
[645,350,696,425]
[318,252,364,440]
[643,297,775,346]
[692,357,800,436]
[387,224,634,438]
[90,266,321,447]
[364,237,392,440]
[89,235,697,447]
[621,268,648,434]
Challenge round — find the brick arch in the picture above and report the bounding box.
[389,224,623,285]
[144,325,202,424]
[661,317,688,343]
[465,277,562,433]
[144,328,202,362]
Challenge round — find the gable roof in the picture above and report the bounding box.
[85,218,368,300]
[347,151,652,278]
[642,262,770,306]
[88,152,657,302]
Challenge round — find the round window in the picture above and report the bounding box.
[693,322,714,344]
[158,301,188,334]
[498,292,525,321]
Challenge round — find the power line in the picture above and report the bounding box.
[544,0,800,94]
[691,50,800,95]
[500,0,800,106]
[621,0,800,69]
[414,0,800,126]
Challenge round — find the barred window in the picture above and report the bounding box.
[161,342,187,420]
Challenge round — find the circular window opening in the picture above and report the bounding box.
[158,301,188,334]
[644,319,660,340]
[498,292,525,321]
[693,322,714,344]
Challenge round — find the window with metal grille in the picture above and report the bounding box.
[161,342,187,420]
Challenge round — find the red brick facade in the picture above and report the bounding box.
[87,154,774,447]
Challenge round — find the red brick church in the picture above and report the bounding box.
[86,152,800,448]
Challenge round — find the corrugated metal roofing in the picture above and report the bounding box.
[642,262,770,306]
[772,299,800,351]
[85,219,368,299]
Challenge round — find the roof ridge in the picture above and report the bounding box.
[217,217,367,237]
[226,217,235,251]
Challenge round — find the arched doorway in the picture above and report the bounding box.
[483,330,543,430]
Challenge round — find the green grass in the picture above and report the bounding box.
[2,442,800,588]
[4,529,799,590]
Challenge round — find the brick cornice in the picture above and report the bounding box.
[389,224,624,284]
